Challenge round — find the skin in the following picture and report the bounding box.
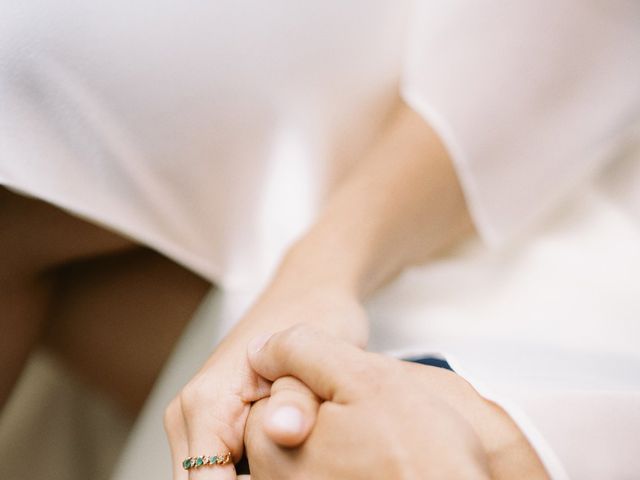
[164,101,547,479]
[0,96,546,477]
[0,187,210,415]
[242,325,549,480]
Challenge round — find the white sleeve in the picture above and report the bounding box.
[444,348,640,480]
[401,0,640,245]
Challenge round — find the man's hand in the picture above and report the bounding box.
[244,325,549,480]
[244,326,488,479]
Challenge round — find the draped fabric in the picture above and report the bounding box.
[1,2,639,478]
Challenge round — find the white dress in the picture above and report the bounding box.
[1,1,639,478]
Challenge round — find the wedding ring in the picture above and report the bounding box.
[182,452,232,470]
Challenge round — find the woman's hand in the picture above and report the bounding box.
[163,285,366,479]
[164,100,474,478]
[244,325,549,480]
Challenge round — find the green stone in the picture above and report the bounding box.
[210,456,218,464]
[182,458,192,470]
[196,457,204,467]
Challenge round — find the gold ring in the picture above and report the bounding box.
[182,452,232,470]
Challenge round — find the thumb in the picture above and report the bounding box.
[263,376,320,447]
[247,325,362,401]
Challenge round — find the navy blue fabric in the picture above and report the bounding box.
[407,355,453,371]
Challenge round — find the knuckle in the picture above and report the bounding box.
[280,323,318,347]
[275,324,321,361]
[163,398,182,431]
[272,330,301,365]
[179,380,213,415]
[278,324,305,348]
[273,376,308,394]
[272,377,319,405]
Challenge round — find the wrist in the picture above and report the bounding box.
[275,238,363,299]
[221,267,368,354]
[260,279,369,348]
[277,226,404,302]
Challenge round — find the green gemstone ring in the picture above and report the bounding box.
[182,452,232,470]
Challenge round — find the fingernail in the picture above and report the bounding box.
[268,406,304,434]
[248,333,272,355]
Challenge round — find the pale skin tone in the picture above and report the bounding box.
[242,325,548,480]
[0,98,546,477]
[163,101,549,478]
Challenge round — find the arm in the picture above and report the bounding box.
[166,0,640,476]
[164,100,474,479]
[223,100,472,347]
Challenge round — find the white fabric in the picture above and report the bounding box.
[1,1,639,479]
[402,0,640,245]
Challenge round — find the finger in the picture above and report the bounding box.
[263,376,320,447]
[184,420,238,479]
[164,397,190,480]
[184,415,239,480]
[244,398,285,480]
[181,394,243,479]
[247,325,363,400]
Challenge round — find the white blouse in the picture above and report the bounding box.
[1,1,639,478]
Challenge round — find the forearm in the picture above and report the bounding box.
[171,102,475,469]
[222,101,472,351]
[281,101,473,299]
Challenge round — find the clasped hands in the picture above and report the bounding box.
[165,323,548,479]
